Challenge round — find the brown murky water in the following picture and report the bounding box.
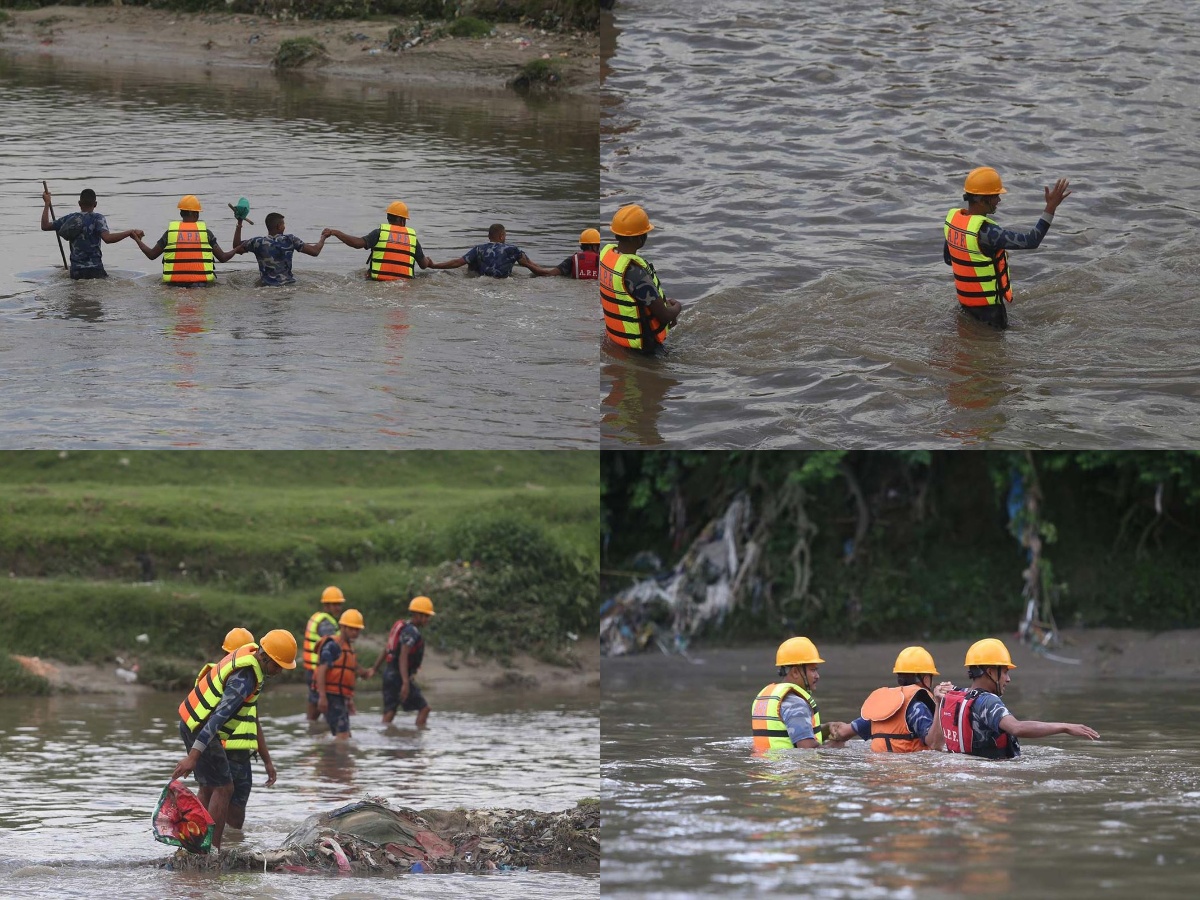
[601,0,1200,447]
[602,648,1200,898]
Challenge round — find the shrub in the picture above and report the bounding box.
[272,36,328,69]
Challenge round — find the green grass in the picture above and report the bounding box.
[273,36,328,69]
[511,58,562,91]
[0,653,51,696]
[445,16,492,38]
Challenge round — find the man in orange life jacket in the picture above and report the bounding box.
[600,204,681,353]
[368,595,435,728]
[171,629,297,850]
[527,228,602,280]
[134,195,236,284]
[315,608,372,739]
[926,638,1099,759]
[321,201,434,279]
[827,646,939,752]
[751,637,848,751]
[943,167,1071,329]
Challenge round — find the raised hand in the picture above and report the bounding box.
[1044,178,1072,213]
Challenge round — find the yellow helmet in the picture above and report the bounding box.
[386,200,409,218]
[776,636,823,667]
[338,608,365,629]
[177,194,202,212]
[260,629,298,669]
[893,646,938,675]
[965,638,1016,669]
[579,228,601,245]
[321,586,345,605]
[222,627,256,653]
[963,166,1007,196]
[408,595,436,616]
[610,204,654,237]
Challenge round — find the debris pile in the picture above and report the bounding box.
[165,798,599,875]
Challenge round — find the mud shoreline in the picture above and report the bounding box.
[0,6,598,91]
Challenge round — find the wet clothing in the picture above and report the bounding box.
[600,244,670,352]
[779,691,818,744]
[179,719,232,787]
[849,698,935,743]
[325,694,351,736]
[241,233,306,286]
[943,211,1054,329]
[462,241,526,278]
[957,689,1020,759]
[384,620,425,676]
[227,749,253,806]
[553,250,600,280]
[52,211,109,278]
[382,668,428,713]
[360,229,424,276]
[316,635,357,698]
[153,225,225,285]
[621,260,662,306]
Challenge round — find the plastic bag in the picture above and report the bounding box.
[152,779,215,854]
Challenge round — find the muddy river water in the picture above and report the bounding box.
[0,51,599,448]
[602,648,1200,898]
[0,684,599,899]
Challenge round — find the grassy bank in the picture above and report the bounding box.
[0,451,598,690]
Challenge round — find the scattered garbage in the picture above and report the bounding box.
[165,798,599,875]
[136,633,150,644]
[601,493,756,657]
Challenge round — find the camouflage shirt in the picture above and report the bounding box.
[463,241,527,278]
[53,212,109,277]
[242,233,305,286]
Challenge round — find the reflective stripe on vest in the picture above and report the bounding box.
[179,646,263,738]
[861,684,933,753]
[751,681,822,751]
[304,611,338,671]
[194,644,262,750]
[163,221,215,284]
[940,688,1017,759]
[573,250,599,280]
[944,209,1012,307]
[317,635,358,697]
[370,223,417,280]
[599,244,668,350]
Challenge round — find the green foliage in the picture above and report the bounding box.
[273,36,328,68]
[0,653,51,695]
[445,15,491,36]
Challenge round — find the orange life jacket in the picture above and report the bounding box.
[178,646,262,735]
[860,684,934,753]
[317,634,358,698]
[599,245,668,351]
[163,221,216,285]
[370,223,417,280]
[943,209,1012,307]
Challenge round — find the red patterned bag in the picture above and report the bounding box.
[152,779,215,854]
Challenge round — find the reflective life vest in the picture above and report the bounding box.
[163,221,215,284]
[751,682,823,751]
[370,223,418,280]
[940,688,1019,759]
[316,635,358,698]
[860,684,934,753]
[384,619,424,675]
[179,646,263,742]
[572,250,600,280]
[196,644,261,751]
[303,611,339,671]
[943,209,1012,307]
[599,244,669,351]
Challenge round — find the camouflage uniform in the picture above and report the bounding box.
[53,212,109,279]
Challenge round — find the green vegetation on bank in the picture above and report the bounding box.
[273,35,327,68]
[603,451,1200,642]
[0,451,598,690]
[0,0,598,31]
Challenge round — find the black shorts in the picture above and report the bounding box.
[70,268,107,280]
[179,720,232,788]
[226,749,253,806]
[382,668,428,713]
[960,303,1008,329]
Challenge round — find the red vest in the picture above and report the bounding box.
[941,688,1016,758]
[572,250,599,280]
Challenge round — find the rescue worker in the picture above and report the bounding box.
[526,228,601,279]
[133,195,236,284]
[368,595,435,728]
[600,204,681,353]
[39,187,143,279]
[232,212,327,285]
[194,627,277,831]
[927,638,1099,758]
[303,586,344,721]
[943,167,1072,329]
[750,637,846,751]
[171,628,296,850]
[321,201,433,279]
[315,607,372,739]
[827,647,939,751]
[427,223,540,278]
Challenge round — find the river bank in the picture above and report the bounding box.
[0,5,598,90]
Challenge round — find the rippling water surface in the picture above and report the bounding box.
[0,685,598,899]
[0,52,598,447]
[602,648,1200,898]
[601,0,1200,447]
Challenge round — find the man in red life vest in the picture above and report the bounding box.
[133,195,236,285]
[926,637,1099,759]
[827,646,939,752]
[315,608,372,740]
[527,228,602,279]
[943,167,1071,329]
[368,595,435,728]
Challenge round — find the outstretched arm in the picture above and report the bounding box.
[999,715,1099,741]
[299,234,328,257]
[321,228,367,250]
[427,256,467,270]
[102,228,144,244]
[134,234,164,260]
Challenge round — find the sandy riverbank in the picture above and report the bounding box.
[15,635,601,697]
[0,6,598,91]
